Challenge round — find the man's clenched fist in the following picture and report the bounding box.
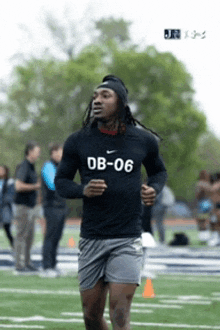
[141,184,156,206]
[83,179,107,198]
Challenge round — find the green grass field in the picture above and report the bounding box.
[0,221,202,251]
[1,221,218,329]
[0,224,81,251]
[0,271,220,329]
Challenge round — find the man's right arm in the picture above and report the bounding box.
[54,134,85,199]
[15,180,40,192]
[55,133,108,199]
[15,162,40,192]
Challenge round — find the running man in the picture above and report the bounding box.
[55,75,167,330]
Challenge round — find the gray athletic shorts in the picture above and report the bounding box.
[78,237,143,291]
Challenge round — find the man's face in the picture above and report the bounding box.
[92,88,118,122]
[29,146,41,162]
[51,148,63,163]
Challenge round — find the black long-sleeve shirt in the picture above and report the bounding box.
[55,124,167,239]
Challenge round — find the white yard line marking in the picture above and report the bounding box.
[61,309,154,317]
[0,315,83,323]
[0,288,79,295]
[3,288,213,304]
[132,303,182,309]
[159,300,211,305]
[1,316,220,329]
[61,312,83,317]
[0,254,78,261]
[0,316,83,324]
[133,293,218,304]
[135,294,210,299]
[130,309,153,313]
[161,276,220,282]
[130,322,220,329]
[0,288,206,301]
[149,258,220,266]
[154,295,210,299]
[0,326,44,329]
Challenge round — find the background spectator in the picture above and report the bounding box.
[0,165,15,251]
[40,143,67,278]
[14,141,41,274]
[195,170,213,244]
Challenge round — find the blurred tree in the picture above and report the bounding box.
[45,14,76,60]
[95,17,132,44]
[197,131,220,174]
[4,54,104,147]
[0,125,23,176]
[108,47,207,200]
[0,15,209,203]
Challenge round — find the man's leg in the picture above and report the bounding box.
[109,283,137,330]
[14,205,28,270]
[105,238,143,329]
[51,209,66,269]
[42,208,65,269]
[197,216,210,244]
[3,223,14,248]
[208,211,219,246]
[24,207,36,267]
[42,207,54,269]
[154,207,166,243]
[141,205,153,234]
[80,278,109,330]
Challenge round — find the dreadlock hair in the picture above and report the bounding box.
[82,96,162,141]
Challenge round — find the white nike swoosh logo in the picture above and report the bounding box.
[106,150,117,154]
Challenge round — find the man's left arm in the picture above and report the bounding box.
[142,137,167,206]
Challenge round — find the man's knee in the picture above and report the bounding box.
[83,310,105,328]
[82,295,105,326]
[109,294,133,328]
[111,307,128,328]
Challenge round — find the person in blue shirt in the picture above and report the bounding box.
[40,143,67,278]
[0,165,15,250]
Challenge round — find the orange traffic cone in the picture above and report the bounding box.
[142,278,155,298]
[68,237,76,248]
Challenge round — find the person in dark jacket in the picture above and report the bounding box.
[14,141,41,274]
[40,143,67,278]
[55,75,167,330]
[0,165,15,250]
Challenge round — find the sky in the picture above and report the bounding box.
[0,0,219,136]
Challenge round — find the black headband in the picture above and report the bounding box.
[97,75,128,106]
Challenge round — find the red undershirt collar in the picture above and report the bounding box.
[99,128,118,136]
